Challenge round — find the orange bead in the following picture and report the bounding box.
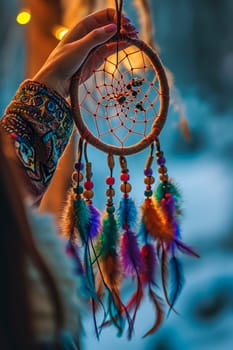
[144,176,155,185]
[106,188,115,197]
[120,182,132,193]
[160,174,168,182]
[158,166,167,174]
[83,190,94,199]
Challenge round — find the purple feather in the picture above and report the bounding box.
[175,238,200,258]
[161,195,175,220]
[120,230,142,276]
[88,203,102,239]
[141,243,157,285]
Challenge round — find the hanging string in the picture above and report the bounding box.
[115,0,123,66]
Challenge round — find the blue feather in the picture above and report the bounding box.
[117,197,138,229]
[169,256,184,312]
[88,203,102,239]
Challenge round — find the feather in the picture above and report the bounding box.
[117,197,138,230]
[61,189,76,239]
[140,243,157,285]
[96,212,128,335]
[88,203,102,239]
[161,194,175,220]
[161,247,171,309]
[120,230,142,276]
[155,181,181,209]
[142,288,164,338]
[73,197,90,243]
[168,256,184,313]
[175,239,200,258]
[141,198,173,241]
[98,213,119,257]
[99,252,125,335]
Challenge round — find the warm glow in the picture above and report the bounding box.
[53,25,69,41]
[16,10,31,25]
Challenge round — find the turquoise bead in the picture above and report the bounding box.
[144,190,153,197]
[74,185,83,194]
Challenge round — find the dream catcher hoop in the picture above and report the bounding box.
[70,34,169,155]
[64,0,199,339]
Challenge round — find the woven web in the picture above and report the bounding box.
[77,44,161,149]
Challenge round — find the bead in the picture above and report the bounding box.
[106,188,115,197]
[146,185,151,190]
[144,168,153,176]
[84,180,94,190]
[120,182,132,193]
[144,190,153,197]
[158,166,167,174]
[83,189,94,199]
[107,198,113,206]
[123,224,129,230]
[74,162,84,171]
[106,176,115,185]
[73,185,83,194]
[72,171,83,182]
[165,192,172,198]
[124,193,129,198]
[144,176,155,185]
[160,174,169,182]
[156,150,163,157]
[120,173,130,181]
[157,157,166,166]
[106,206,115,214]
[118,96,126,104]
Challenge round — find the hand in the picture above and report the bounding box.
[33,8,138,99]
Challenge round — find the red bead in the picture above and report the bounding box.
[120,173,130,181]
[146,185,151,190]
[124,193,129,198]
[106,176,115,185]
[84,180,94,190]
[165,192,172,198]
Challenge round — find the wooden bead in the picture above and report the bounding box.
[158,166,167,174]
[72,171,83,182]
[120,182,132,193]
[83,190,94,199]
[106,188,115,197]
[156,150,163,157]
[144,176,155,185]
[160,174,168,182]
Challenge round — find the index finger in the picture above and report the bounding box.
[62,8,130,44]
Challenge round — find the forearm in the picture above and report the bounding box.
[0,80,73,203]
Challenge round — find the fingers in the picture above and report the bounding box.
[62,8,133,44]
[76,23,118,58]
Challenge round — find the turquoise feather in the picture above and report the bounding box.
[73,197,90,243]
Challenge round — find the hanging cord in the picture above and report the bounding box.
[115,0,123,66]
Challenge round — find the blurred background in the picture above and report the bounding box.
[1,0,233,349]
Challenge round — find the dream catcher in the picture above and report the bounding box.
[63,0,199,339]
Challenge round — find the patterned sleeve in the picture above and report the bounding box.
[0,80,73,203]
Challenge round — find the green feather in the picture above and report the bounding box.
[73,197,90,243]
[155,181,181,206]
[97,213,119,258]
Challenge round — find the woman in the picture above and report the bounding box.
[0,8,137,350]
